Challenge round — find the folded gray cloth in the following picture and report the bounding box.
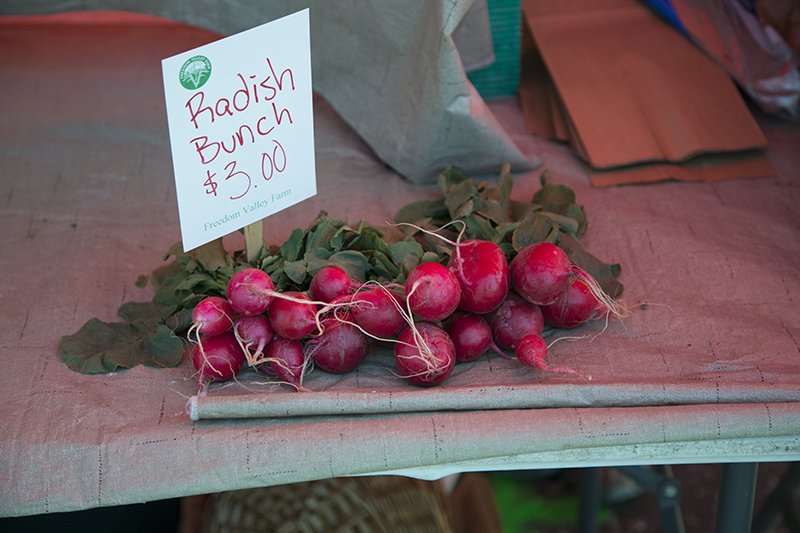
[1,0,538,183]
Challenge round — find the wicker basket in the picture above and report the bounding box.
[200,475,454,533]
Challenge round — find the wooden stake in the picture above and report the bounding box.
[244,220,264,265]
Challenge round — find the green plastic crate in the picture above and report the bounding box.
[467,0,522,99]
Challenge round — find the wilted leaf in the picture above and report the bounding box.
[192,237,229,271]
[557,232,624,298]
[498,163,513,210]
[60,319,184,374]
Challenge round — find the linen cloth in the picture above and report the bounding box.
[0,14,798,517]
[0,0,535,184]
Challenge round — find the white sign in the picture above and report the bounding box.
[162,9,315,252]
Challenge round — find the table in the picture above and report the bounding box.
[1,12,798,530]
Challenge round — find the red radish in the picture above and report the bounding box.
[190,296,235,337]
[443,311,494,363]
[350,287,407,338]
[570,265,629,324]
[541,278,600,328]
[488,291,544,350]
[268,291,317,340]
[307,312,371,373]
[510,242,571,306]
[514,333,588,378]
[447,239,510,314]
[405,262,461,322]
[394,322,456,386]
[309,265,353,303]
[227,268,275,316]
[264,335,307,387]
[233,314,273,365]
[191,330,245,389]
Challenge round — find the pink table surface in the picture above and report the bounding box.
[1,13,799,517]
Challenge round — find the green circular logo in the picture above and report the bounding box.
[179,55,212,90]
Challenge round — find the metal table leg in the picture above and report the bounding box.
[716,462,759,533]
[579,467,602,533]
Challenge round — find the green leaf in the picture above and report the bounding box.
[161,241,184,261]
[508,199,538,223]
[462,214,498,242]
[60,319,184,374]
[476,199,508,225]
[393,199,448,225]
[388,240,424,264]
[445,179,480,220]
[328,250,368,282]
[533,170,587,237]
[258,253,282,272]
[164,307,193,333]
[365,250,399,280]
[150,255,188,293]
[345,227,389,256]
[437,165,470,195]
[330,224,354,251]
[512,212,559,250]
[305,218,343,251]
[423,232,455,257]
[420,251,442,264]
[117,301,176,331]
[283,260,308,285]
[180,292,207,312]
[144,325,185,364]
[534,170,577,206]
[539,212,580,237]
[388,240,424,276]
[151,268,192,306]
[494,222,519,243]
[280,228,305,262]
[175,272,226,294]
[304,247,333,261]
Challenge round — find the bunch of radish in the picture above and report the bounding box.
[188,265,378,392]
[188,237,624,392]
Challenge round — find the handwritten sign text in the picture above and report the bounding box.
[162,9,315,252]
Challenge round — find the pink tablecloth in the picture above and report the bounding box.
[1,13,798,517]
